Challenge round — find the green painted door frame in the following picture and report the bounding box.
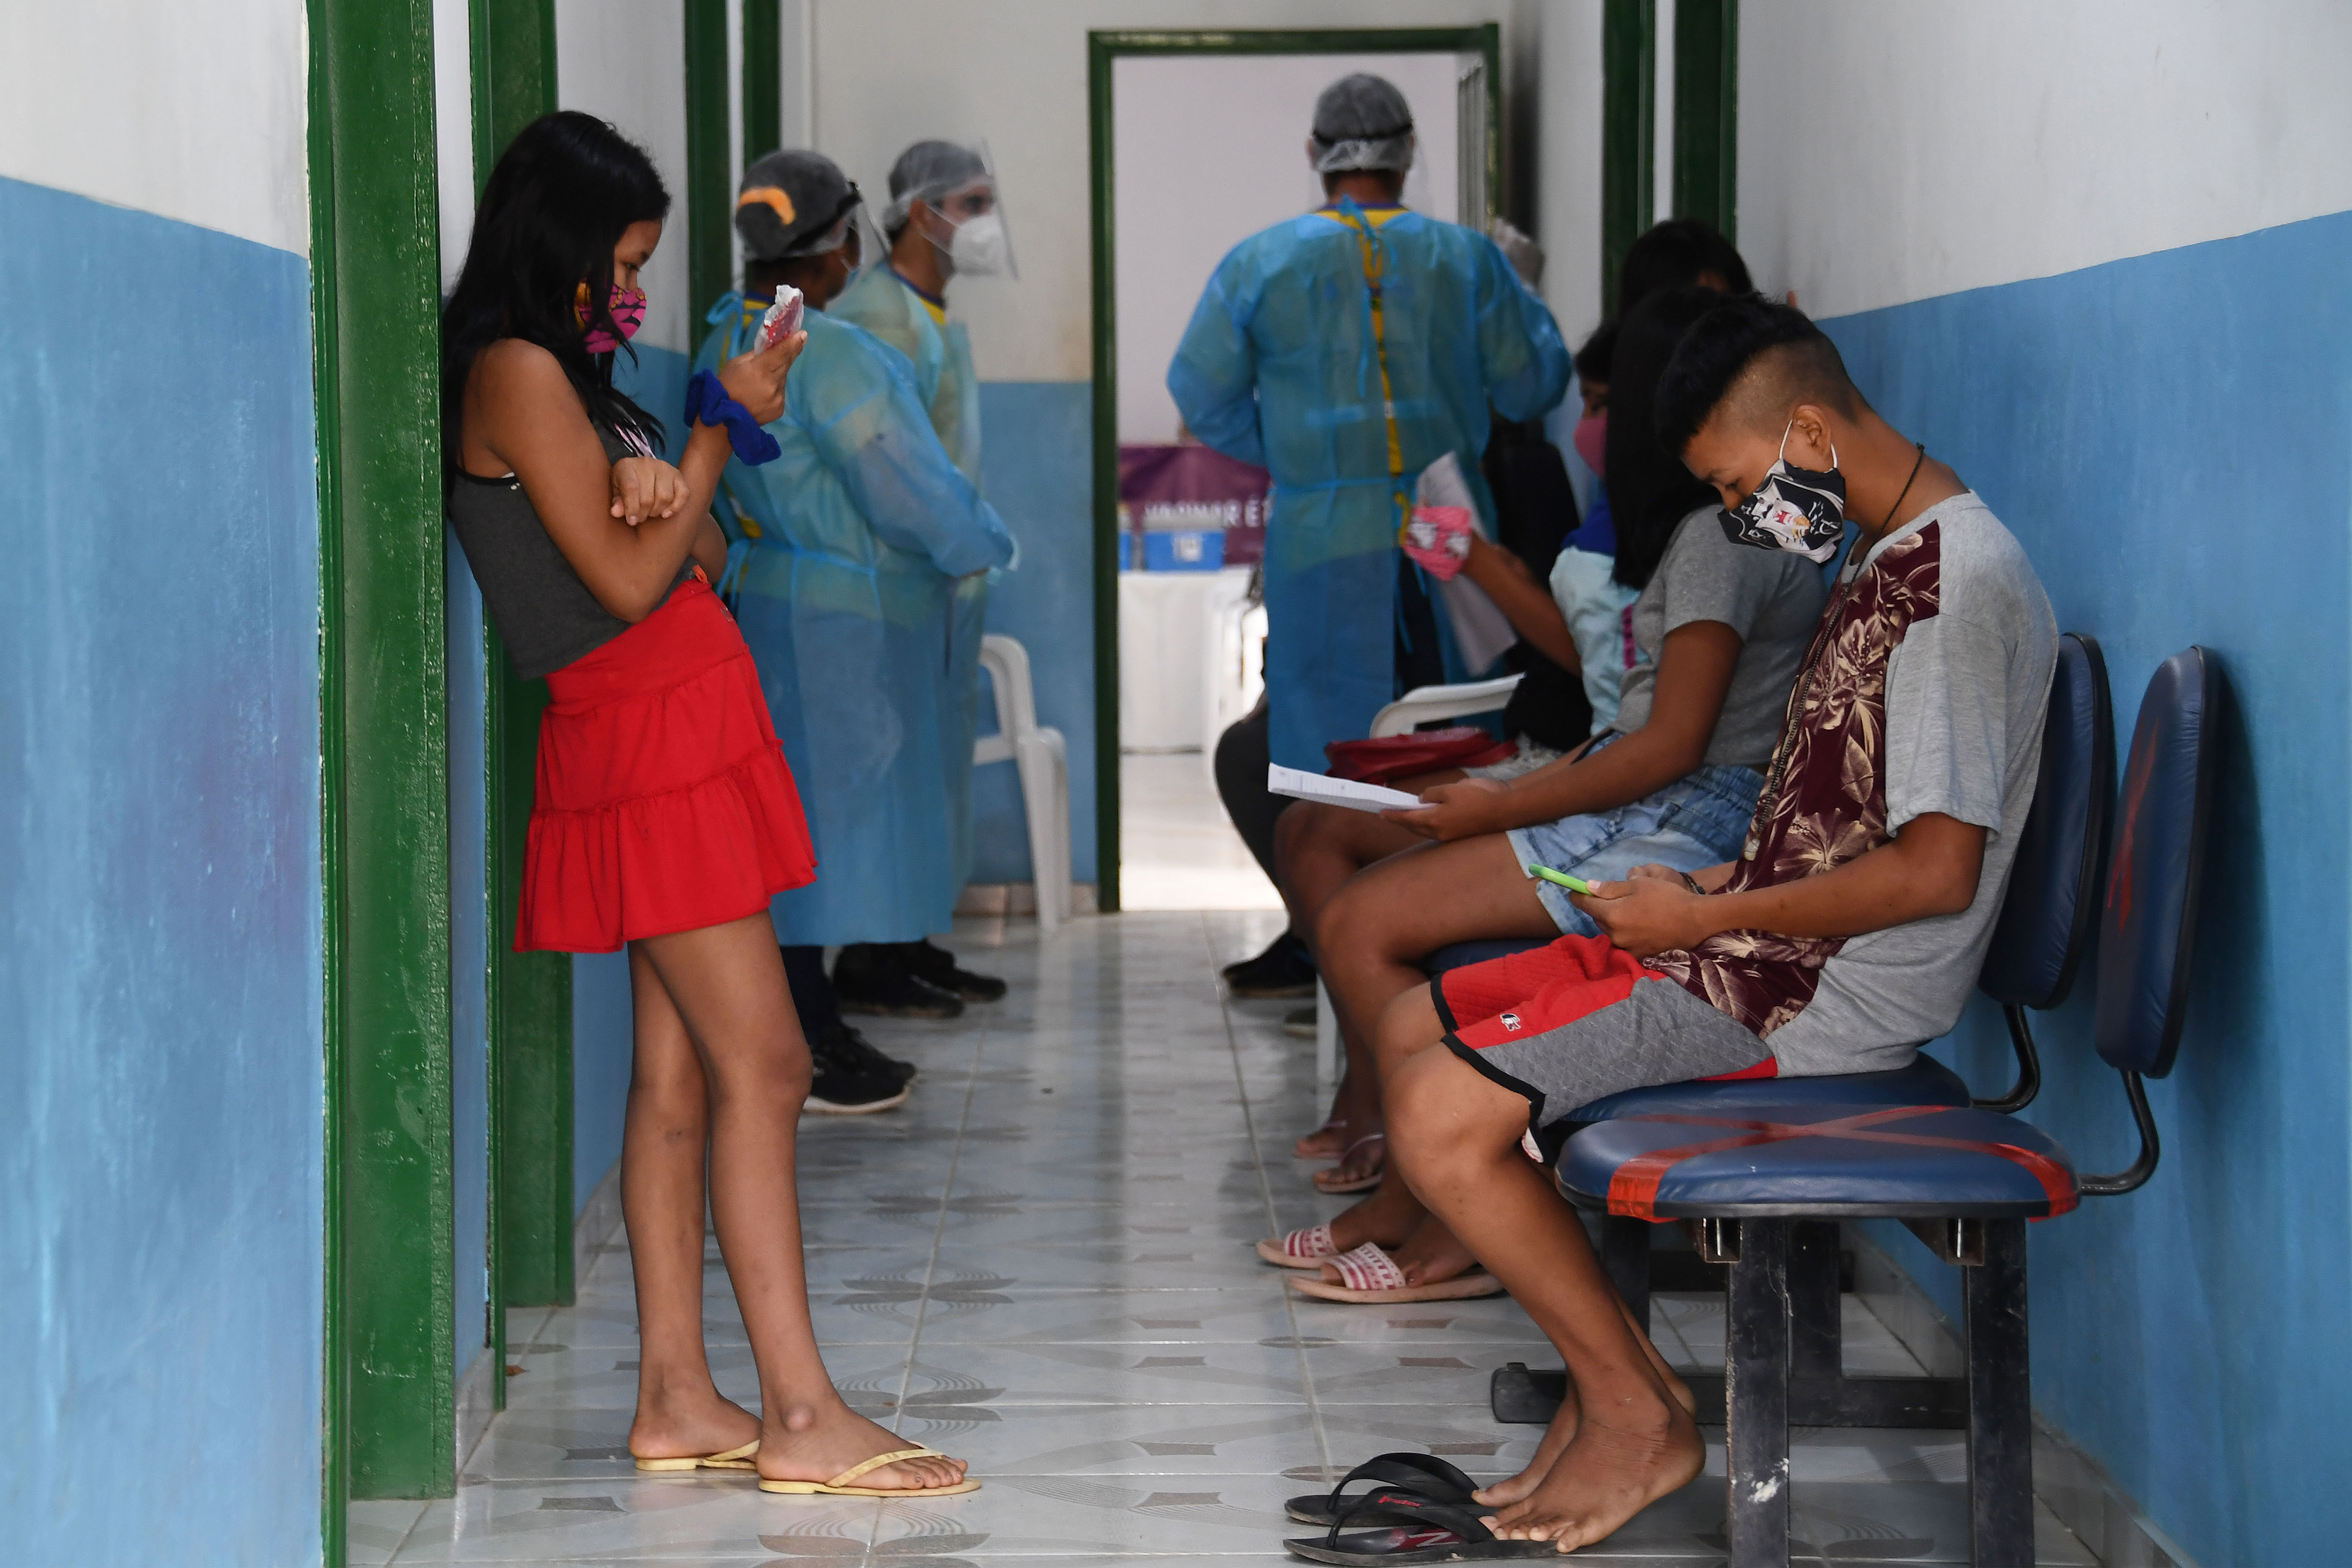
[1670,0,1737,239]
[1084,25,1501,913]
[742,0,783,163]
[310,0,454,1537]
[470,0,575,1338]
[1600,0,1655,315]
[1602,0,1737,310]
[686,0,732,355]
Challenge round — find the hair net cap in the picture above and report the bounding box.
[881,140,993,235]
[736,149,863,261]
[1310,73,1416,173]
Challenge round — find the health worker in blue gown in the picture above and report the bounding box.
[828,139,1015,1011]
[701,151,1014,999]
[1167,73,1571,773]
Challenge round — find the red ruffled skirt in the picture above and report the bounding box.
[517,576,815,953]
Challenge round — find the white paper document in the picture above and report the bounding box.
[1266,764,1424,814]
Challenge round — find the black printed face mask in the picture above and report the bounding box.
[1719,421,1847,562]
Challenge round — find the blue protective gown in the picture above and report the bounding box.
[830,264,992,890]
[1167,205,1570,771]
[698,292,1014,945]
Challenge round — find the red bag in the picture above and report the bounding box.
[1323,726,1517,785]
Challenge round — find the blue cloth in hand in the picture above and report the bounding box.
[684,369,782,465]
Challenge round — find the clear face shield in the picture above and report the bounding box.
[777,201,886,289]
[885,141,1016,281]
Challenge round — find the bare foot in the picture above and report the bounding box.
[1474,1379,1580,1508]
[758,1399,968,1493]
[1472,1299,1696,1512]
[1387,1217,1478,1286]
[1293,1119,1348,1160]
[1318,1182,1424,1254]
[1312,1131,1386,1192]
[630,1388,763,1462]
[1481,1398,1704,1549]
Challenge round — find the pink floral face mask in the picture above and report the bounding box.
[576,281,648,353]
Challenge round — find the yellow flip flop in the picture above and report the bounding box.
[757,1446,981,1497]
[633,1438,760,1472]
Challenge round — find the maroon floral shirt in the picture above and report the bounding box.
[1647,524,1944,1036]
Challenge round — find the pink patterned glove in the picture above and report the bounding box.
[1401,505,1475,580]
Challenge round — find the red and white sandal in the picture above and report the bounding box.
[1287,1242,1504,1305]
[1256,1221,1341,1270]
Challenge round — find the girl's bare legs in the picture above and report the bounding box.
[1274,770,1472,1165]
[623,942,760,1460]
[627,912,965,1491]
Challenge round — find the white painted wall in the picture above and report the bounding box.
[1739,0,2352,318]
[1112,52,1463,445]
[1531,0,1606,356]
[4,1,310,256]
[558,0,695,354]
[808,0,1527,384]
[434,0,477,291]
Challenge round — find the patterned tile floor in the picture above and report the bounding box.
[354,911,2098,1565]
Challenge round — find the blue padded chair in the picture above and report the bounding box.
[1556,647,2220,1568]
[1976,633,2115,1112]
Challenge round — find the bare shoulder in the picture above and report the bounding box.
[469,339,593,443]
[474,336,572,394]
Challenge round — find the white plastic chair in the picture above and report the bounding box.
[975,633,1073,931]
[1367,672,1524,738]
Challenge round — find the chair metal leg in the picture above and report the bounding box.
[1965,1218,2033,1568]
[1602,1214,1653,1332]
[1788,1221,1842,1385]
[1724,1218,1791,1567]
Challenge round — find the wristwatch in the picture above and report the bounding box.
[1679,871,1707,896]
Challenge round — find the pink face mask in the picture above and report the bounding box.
[1572,410,1608,477]
[578,283,648,354]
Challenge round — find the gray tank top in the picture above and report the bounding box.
[448,423,692,680]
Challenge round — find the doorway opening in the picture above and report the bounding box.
[1090,27,1497,911]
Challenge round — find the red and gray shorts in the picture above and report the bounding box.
[1436,935,1773,1160]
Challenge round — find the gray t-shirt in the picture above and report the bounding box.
[1611,506,1829,767]
[1765,493,2058,1075]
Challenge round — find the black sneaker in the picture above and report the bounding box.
[1221,932,1317,999]
[904,938,1007,1003]
[813,1017,917,1087]
[804,1026,912,1115]
[833,942,965,1018]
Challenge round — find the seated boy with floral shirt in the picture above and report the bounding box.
[1369,297,2057,1549]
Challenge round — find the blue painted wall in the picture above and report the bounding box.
[446,542,490,1388]
[574,950,633,1214]
[1824,211,2352,1568]
[971,381,1099,886]
[0,177,325,1564]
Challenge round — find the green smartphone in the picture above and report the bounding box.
[1526,864,1594,895]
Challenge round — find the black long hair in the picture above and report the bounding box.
[1604,285,1727,591]
[441,111,670,488]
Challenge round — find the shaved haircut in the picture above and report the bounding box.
[1653,297,1864,456]
[1718,337,1860,438]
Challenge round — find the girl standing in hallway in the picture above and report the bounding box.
[441,111,973,1500]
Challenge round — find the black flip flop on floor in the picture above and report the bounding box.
[1286,1452,1483,1526]
[1285,1491,1557,1564]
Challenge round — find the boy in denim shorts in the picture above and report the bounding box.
[1367,299,2055,1549]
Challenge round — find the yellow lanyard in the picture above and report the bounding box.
[1333,203,1410,541]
